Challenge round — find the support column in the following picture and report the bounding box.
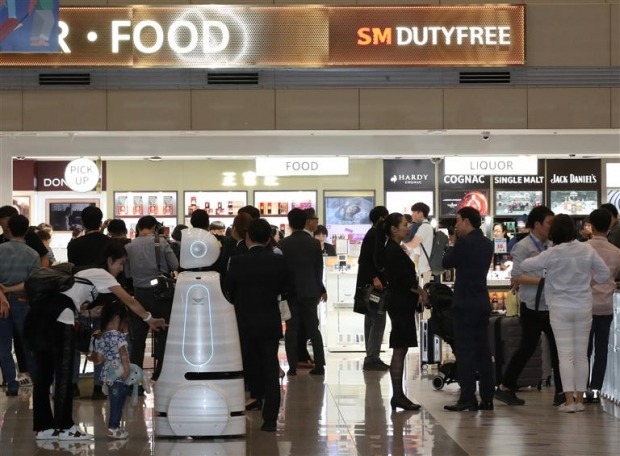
[0,144,12,207]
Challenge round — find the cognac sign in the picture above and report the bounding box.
[0,5,525,68]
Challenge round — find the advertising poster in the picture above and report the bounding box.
[324,194,374,241]
[549,190,598,216]
[48,200,97,232]
[0,0,59,52]
[607,189,620,212]
[385,191,434,216]
[440,190,489,217]
[495,191,543,216]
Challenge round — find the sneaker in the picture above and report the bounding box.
[553,393,566,406]
[18,376,33,387]
[35,428,60,440]
[575,402,585,412]
[106,428,129,440]
[557,403,576,413]
[494,388,525,406]
[58,425,93,441]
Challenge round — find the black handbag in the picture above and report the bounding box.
[152,236,176,302]
[363,284,387,314]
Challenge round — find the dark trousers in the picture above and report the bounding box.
[587,314,613,390]
[240,331,281,422]
[129,288,170,378]
[503,303,563,394]
[285,297,325,369]
[454,314,494,403]
[32,322,75,432]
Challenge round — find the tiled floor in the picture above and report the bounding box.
[2,349,620,455]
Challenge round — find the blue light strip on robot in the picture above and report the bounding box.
[182,283,214,366]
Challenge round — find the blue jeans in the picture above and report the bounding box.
[108,382,129,429]
[9,296,37,381]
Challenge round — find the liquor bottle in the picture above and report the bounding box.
[216,202,224,215]
[259,202,265,215]
[227,201,233,215]
[491,293,499,311]
[267,202,272,215]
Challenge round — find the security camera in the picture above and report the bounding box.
[430,157,442,165]
[481,131,491,141]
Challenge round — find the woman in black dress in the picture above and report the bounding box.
[376,213,427,411]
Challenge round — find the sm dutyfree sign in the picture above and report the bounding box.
[0,5,524,68]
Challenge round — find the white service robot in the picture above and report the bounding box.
[154,228,245,437]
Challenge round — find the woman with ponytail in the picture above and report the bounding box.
[376,213,428,411]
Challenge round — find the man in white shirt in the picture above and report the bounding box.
[405,202,434,283]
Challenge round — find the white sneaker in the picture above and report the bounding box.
[106,428,129,440]
[58,425,94,441]
[557,403,576,413]
[35,428,60,440]
[575,402,586,412]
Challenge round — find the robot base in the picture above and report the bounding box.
[154,379,245,438]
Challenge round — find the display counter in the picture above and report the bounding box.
[601,290,620,403]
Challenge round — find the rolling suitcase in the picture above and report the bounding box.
[420,318,442,369]
[489,315,542,389]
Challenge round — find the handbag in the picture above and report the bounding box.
[363,284,387,314]
[153,236,176,302]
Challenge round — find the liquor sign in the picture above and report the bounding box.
[494,159,545,217]
[0,5,525,68]
[444,156,538,176]
[439,161,490,216]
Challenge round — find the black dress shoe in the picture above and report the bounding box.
[479,400,494,410]
[444,402,479,412]
[245,399,263,411]
[260,421,277,432]
[309,366,325,376]
[390,396,421,411]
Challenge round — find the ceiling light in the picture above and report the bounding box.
[148,156,163,162]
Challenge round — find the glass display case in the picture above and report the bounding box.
[253,190,317,234]
[113,191,178,238]
[183,191,247,228]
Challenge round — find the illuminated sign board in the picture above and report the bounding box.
[444,156,538,176]
[256,157,349,176]
[0,5,525,68]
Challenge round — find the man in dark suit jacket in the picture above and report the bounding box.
[442,207,495,412]
[280,208,327,376]
[224,218,289,432]
[354,206,390,371]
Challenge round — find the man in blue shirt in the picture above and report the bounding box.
[0,215,41,396]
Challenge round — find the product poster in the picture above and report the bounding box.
[0,0,60,52]
[48,200,97,232]
[440,190,489,217]
[549,191,598,216]
[385,191,434,216]
[607,189,620,212]
[495,191,543,216]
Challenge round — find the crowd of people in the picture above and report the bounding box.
[1,198,619,441]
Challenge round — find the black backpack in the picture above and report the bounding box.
[25,263,92,305]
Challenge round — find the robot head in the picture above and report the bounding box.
[180,228,220,269]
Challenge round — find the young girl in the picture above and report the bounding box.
[92,301,131,439]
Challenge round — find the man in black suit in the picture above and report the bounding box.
[280,208,327,376]
[354,205,390,371]
[224,218,289,432]
[442,207,495,412]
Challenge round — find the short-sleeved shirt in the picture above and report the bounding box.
[58,268,119,324]
[0,239,41,286]
[94,330,128,385]
[414,221,434,274]
[510,234,552,311]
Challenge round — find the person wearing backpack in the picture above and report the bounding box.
[25,242,166,441]
[405,203,434,284]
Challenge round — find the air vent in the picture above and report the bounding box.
[459,71,511,84]
[38,73,91,86]
[207,72,259,85]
